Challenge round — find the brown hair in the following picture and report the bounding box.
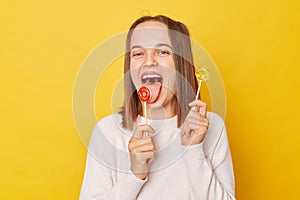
[119,15,198,130]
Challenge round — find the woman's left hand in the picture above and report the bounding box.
[181,99,209,146]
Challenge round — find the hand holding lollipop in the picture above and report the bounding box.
[180,66,210,145]
[129,86,155,179]
[195,66,209,100]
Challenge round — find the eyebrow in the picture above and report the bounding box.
[130,43,173,50]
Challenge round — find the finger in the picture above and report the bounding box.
[186,121,202,131]
[189,109,203,116]
[143,151,155,160]
[183,122,196,139]
[198,120,209,128]
[188,99,206,108]
[133,125,155,138]
[143,131,155,137]
[199,102,207,117]
[185,121,208,137]
[146,156,154,166]
[194,126,208,136]
[180,122,187,136]
[191,106,198,111]
[201,116,209,123]
[134,152,155,163]
[129,138,155,152]
[186,112,208,125]
[188,100,207,117]
[181,120,191,137]
[128,137,154,150]
[187,109,209,121]
[186,113,201,124]
[181,114,208,137]
[129,140,153,152]
[181,133,189,143]
[188,114,209,126]
[131,144,155,153]
[181,109,196,126]
[181,112,200,137]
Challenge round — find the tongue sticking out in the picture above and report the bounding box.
[145,82,162,103]
[138,82,162,104]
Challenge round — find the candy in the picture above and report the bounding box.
[195,66,209,81]
[138,86,151,102]
[194,66,209,100]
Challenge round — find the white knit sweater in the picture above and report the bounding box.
[80,112,235,200]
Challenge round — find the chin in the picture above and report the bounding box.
[148,96,171,109]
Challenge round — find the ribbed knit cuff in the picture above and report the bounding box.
[118,171,148,199]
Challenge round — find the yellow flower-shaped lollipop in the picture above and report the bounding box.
[195,66,209,99]
[195,66,209,82]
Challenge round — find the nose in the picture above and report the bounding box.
[143,50,158,67]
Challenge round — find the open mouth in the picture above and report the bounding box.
[140,72,163,104]
[141,74,163,84]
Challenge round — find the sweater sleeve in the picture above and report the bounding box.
[79,122,147,200]
[182,124,236,200]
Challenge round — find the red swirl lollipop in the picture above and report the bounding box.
[138,86,151,102]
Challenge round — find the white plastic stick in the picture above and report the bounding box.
[143,101,148,137]
[143,101,147,124]
[195,80,202,100]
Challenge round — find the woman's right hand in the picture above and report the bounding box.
[128,125,156,180]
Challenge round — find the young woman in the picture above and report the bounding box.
[80,15,235,200]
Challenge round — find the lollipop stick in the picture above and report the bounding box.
[143,101,147,124]
[195,80,202,100]
[143,101,148,137]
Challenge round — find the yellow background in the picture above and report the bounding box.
[1,0,299,199]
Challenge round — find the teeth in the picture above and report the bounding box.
[142,74,161,80]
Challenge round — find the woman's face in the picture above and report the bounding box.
[129,21,177,110]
